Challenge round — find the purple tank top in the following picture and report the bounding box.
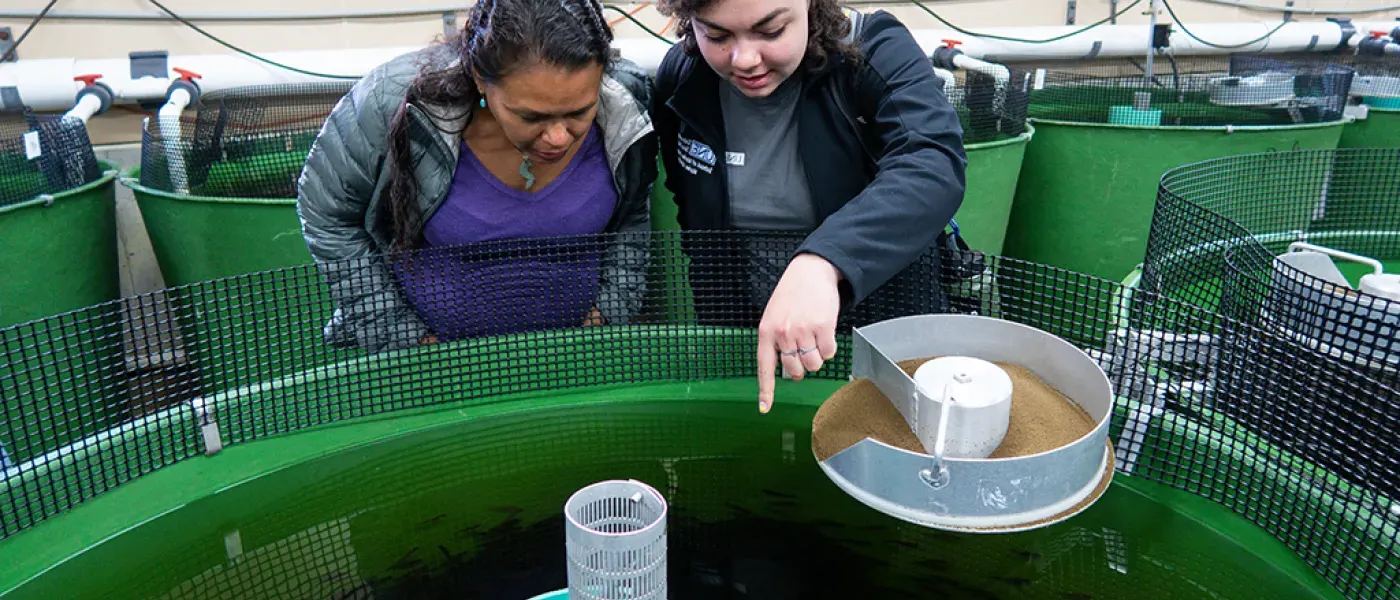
[393,124,616,340]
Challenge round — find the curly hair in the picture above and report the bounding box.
[655,0,861,71]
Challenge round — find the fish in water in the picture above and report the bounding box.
[761,488,797,499]
[392,547,424,571]
[1013,549,1043,563]
[329,582,375,600]
[726,502,756,517]
[992,576,1033,588]
[915,558,949,571]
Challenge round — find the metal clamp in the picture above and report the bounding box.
[190,397,224,456]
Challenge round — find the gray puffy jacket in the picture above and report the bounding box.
[296,46,658,353]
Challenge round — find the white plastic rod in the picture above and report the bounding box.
[62,93,104,123]
[158,88,193,195]
[932,66,957,101]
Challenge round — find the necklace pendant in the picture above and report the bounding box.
[519,156,536,190]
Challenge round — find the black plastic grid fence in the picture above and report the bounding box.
[943,67,1031,145]
[0,108,102,209]
[1,231,1398,598]
[1142,147,1400,510]
[1009,53,1354,127]
[1268,51,1400,106]
[138,81,355,198]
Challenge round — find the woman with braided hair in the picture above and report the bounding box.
[297,0,658,352]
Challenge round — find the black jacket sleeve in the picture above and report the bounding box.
[795,11,968,305]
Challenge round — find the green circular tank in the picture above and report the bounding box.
[957,127,1033,256]
[0,329,1361,599]
[120,165,311,288]
[1003,119,1347,283]
[0,160,126,482]
[0,160,121,328]
[2,243,1394,598]
[1339,107,1400,148]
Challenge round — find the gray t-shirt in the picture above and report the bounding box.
[719,74,816,231]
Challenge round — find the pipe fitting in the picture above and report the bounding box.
[1356,32,1400,57]
[932,39,965,70]
[71,74,113,116]
[166,67,203,105]
[1328,17,1357,49]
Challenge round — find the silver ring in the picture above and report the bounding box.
[782,347,816,357]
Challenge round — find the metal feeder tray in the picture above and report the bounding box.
[816,314,1116,534]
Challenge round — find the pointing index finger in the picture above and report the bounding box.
[757,329,777,414]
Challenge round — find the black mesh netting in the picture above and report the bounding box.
[1008,53,1354,126]
[138,81,355,198]
[1,231,1398,598]
[0,108,102,208]
[944,66,1031,144]
[1267,50,1400,106]
[1142,147,1400,511]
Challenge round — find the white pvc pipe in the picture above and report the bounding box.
[0,46,422,112]
[932,66,957,101]
[1194,0,1400,15]
[951,54,1011,116]
[158,88,193,195]
[62,93,104,123]
[910,21,1398,61]
[0,41,677,113]
[0,6,468,21]
[4,20,1396,114]
[952,55,1010,87]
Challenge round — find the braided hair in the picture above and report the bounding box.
[385,0,614,251]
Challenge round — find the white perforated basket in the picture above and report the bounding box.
[563,479,668,600]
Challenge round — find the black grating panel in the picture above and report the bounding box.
[0,230,1395,598]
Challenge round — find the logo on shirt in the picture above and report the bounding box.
[676,133,715,175]
[726,152,745,167]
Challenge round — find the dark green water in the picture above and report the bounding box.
[8,400,1337,600]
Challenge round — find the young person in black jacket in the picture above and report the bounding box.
[651,0,968,413]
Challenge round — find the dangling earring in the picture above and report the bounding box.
[479,97,486,108]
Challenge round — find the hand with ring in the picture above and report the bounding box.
[756,253,842,414]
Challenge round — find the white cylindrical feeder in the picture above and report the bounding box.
[912,356,1013,459]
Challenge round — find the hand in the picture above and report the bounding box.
[756,253,842,414]
[420,333,439,345]
[583,306,607,327]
